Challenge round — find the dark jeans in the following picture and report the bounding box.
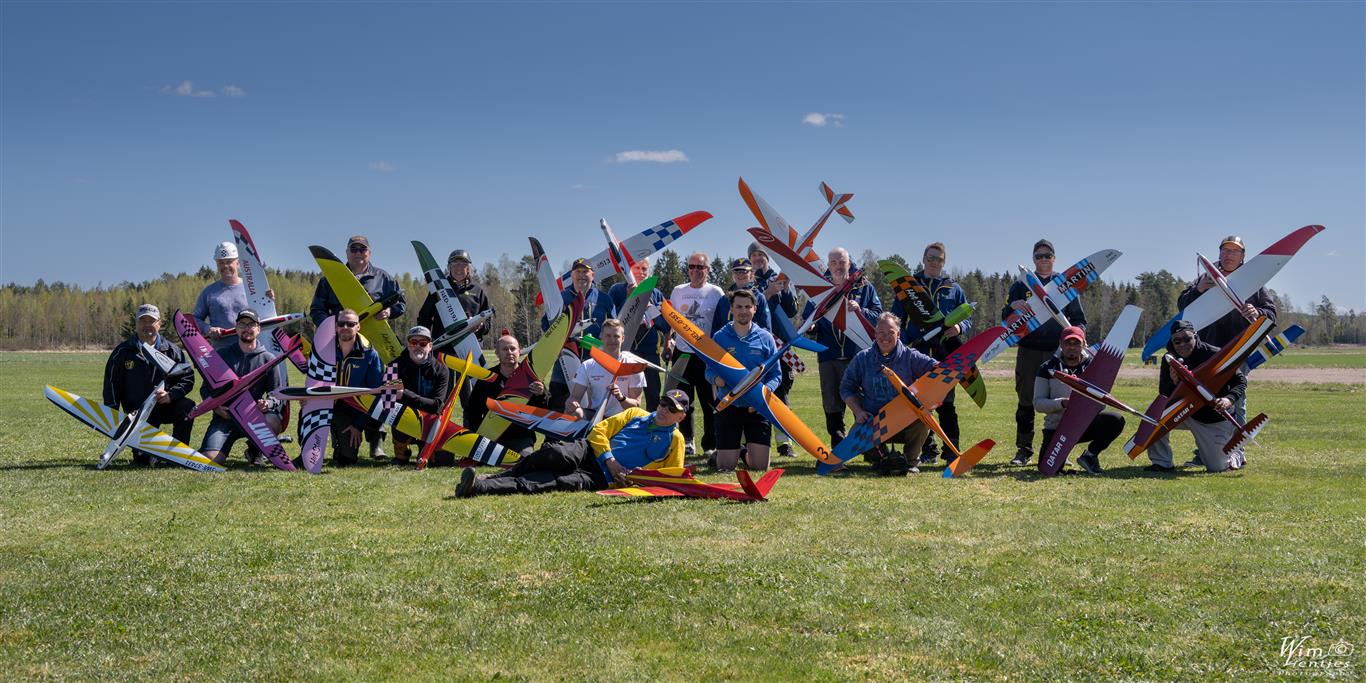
[1014,346,1054,451]
[641,367,661,412]
[331,401,376,464]
[1041,411,1126,459]
[473,439,609,495]
[674,354,716,452]
[922,388,959,454]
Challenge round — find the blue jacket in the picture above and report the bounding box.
[711,283,771,333]
[336,338,383,389]
[706,322,781,398]
[544,284,603,340]
[801,278,882,362]
[592,281,665,362]
[894,270,973,359]
[839,341,937,414]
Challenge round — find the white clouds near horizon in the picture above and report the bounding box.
[802,112,845,128]
[613,149,689,164]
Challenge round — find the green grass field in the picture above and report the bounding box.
[2,351,1363,680]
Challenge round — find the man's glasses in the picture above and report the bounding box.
[687,264,707,270]
[408,339,430,347]
[1033,252,1054,260]
[924,255,944,263]
[349,245,369,253]
[337,321,360,328]
[1172,334,1196,345]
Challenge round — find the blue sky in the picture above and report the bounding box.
[3,2,1362,310]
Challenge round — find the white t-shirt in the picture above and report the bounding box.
[669,282,725,353]
[570,351,647,417]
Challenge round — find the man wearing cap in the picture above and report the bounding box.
[199,309,286,466]
[840,312,938,475]
[802,246,882,449]
[667,251,727,457]
[710,289,781,472]
[590,257,666,410]
[389,325,451,466]
[309,235,406,326]
[750,242,800,457]
[462,333,550,457]
[894,242,973,466]
[103,304,197,465]
[711,257,771,332]
[1143,320,1246,473]
[1174,235,1275,467]
[416,248,493,348]
[543,257,604,420]
[454,390,689,497]
[1033,325,1126,474]
[329,308,386,465]
[1002,239,1087,466]
[194,241,270,350]
[566,319,645,420]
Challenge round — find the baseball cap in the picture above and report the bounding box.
[407,325,433,340]
[1032,239,1055,255]
[135,304,161,320]
[571,258,594,271]
[747,241,767,257]
[1219,235,1245,251]
[236,309,261,324]
[213,242,238,261]
[448,249,471,263]
[660,389,691,413]
[1060,325,1085,344]
[730,257,753,271]
[1171,320,1196,336]
[347,235,370,249]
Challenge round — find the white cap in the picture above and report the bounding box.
[214,241,239,261]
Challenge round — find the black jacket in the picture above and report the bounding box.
[1001,275,1087,352]
[417,278,492,341]
[1159,339,1246,424]
[395,352,450,414]
[1176,278,1277,347]
[103,335,195,412]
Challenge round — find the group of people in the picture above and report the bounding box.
[102,230,1270,488]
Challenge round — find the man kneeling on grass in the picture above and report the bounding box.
[455,390,690,497]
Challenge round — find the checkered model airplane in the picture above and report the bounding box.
[978,249,1123,365]
[533,211,712,307]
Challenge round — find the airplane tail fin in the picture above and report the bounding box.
[1224,413,1269,455]
[943,439,995,478]
[735,468,784,501]
[820,182,855,223]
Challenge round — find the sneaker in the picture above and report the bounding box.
[920,439,940,464]
[454,467,477,498]
[370,442,388,461]
[1009,448,1032,466]
[685,443,696,457]
[1144,463,1175,473]
[1182,455,1202,467]
[918,453,938,466]
[1227,451,1245,470]
[278,434,294,444]
[1077,453,1103,474]
[777,441,793,458]
[908,465,921,474]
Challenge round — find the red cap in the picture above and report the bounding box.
[1061,326,1086,344]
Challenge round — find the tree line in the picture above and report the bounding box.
[2,252,1360,350]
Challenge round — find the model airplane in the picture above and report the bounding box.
[658,300,838,467]
[822,325,1003,476]
[1141,225,1325,362]
[878,259,987,408]
[1037,306,1151,476]
[738,176,854,272]
[412,239,489,362]
[172,311,298,471]
[44,384,223,472]
[533,211,712,306]
[1124,315,1275,459]
[978,249,1123,364]
[484,346,650,439]
[475,310,572,443]
[309,245,405,363]
[1247,324,1304,370]
[597,467,784,502]
[747,227,878,351]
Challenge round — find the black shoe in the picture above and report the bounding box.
[1009,448,1032,466]
[1077,453,1103,474]
[1144,464,1175,473]
[918,453,938,466]
[455,467,477,498]
[777,441,793,457]
[919,440,940,464]
[875,450,911,477]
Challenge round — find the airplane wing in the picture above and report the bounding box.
[746,227,834,295]
[411,239,484,363]
[738,177,825,270]
[310,245,404,362]
[618,276,658,353]
[1247,324,1305,370]
[611,467,768,502]
[879,259,945,331]
[43,385,223,472]
[173,310,238,392]
[751,385,837,466]
[540,212,712,301]
[230,220,279,320]
[530,236,564,317]
[1045,249,1123,308]
[296,316,337,474]
[657,301,749,388]
[485,399,588,439]
[225,391,295,471]
[826,300,876,351]
[1141,225,1324,362]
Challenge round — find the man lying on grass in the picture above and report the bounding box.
[454,389,690,497]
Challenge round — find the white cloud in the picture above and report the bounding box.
[802,112,845,128]
[613,149,689,164]
[571,184,595,190]
[161,80,217,98]
[221,85,246,98]
[369,161,396,173]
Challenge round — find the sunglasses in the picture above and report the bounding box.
[1172,334,1196,344]
[687,264,707,270]
[1033,253,1054,260]
[349,245,369,253]
[337,321,360,328]
[923,255,944,263]
[408,338,431,346]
